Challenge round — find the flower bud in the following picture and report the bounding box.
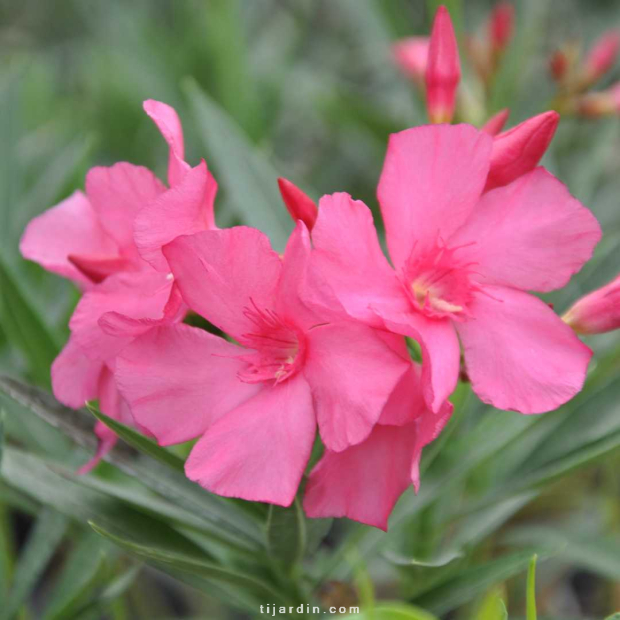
[393,37,429,85]
[482,108,510,135]
[278,178,318,231]
[549,49,570,82]
[489,2,515,54]
[583,30,620,86]
[485,110,559,191]
[425,6,461,124]
[563,274,620,334]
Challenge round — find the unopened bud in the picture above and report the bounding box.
[549,49,570,82]
[486,111,559,191]
[278,178,318,231]
[563,274,620,334]
[583,30,620,86]
[482,108,510,135]
[425,6,461,124]
[393,37,429,85]
[489,2,515,54]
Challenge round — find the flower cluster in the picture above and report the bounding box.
[20,6,611,531]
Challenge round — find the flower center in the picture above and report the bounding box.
[403,241,478,320]
[237,300,304,384]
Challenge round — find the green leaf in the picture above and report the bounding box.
[2,508,68,620]
[344,602,438,620]
[475,587,508,620]
[266,497,307,571]
[86,403,184,472]
[89,521,292,609]
[527,554,537,620]
[0,256,59,386]
[184,78,291,250]
[43,532,107,620]
[604,614,620,620]
[413,550,536,616]
[0,376,264,551]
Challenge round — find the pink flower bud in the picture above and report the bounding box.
[393,37,430,84]
[563,274,620,334]
[481,108,510,135]
[549,49,570,82]
[485,110,559,191]
[584,30,620,85]
[425,6,461,124]
[277,178,318,231]
[489,2,515,54]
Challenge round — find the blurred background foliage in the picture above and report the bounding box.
[1,0,620,618]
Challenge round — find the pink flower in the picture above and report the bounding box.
[583,30,620,85]
[425,6,461,124]
[304,363,452,530]
[393,37,430,84]
[115,224,411,506]
[489,2,515,54]
[309,124,601,415]
[20,100,217,470]
[563,274,620,334]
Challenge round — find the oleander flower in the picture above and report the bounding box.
[304,362,452,530]
[563,274,620,335]
[115,224,412,506]
[20,100,217,470]
[308,123,601,414]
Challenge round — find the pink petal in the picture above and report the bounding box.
[275,222,325,330]
[310,192,404,324]
[116,324,261,446]
[69,272,176,362]
[377,125,492,268]
[452,168,601,293]
[457,286,593,414]
[51,335,104,408]
[134,161,217,272]
[410,400,453,491]
[163,227,282,342]
[185,374,315,506]
[68,255,136,284]
[143,99,189,187]
[378,363,428,426]
[85,163,166,256]
[304,322,410,452]
[486,111,559,191]
[304,423,418,530]
[20,191,119,287]
[277,178,318,231]
[372,305,460,413]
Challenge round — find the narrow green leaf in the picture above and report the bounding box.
[475,587,508,620]
[526,554,537,620]
[184,78,291,250]
[266,497,306,571]
[89,521,292,608]
[2,508,68,620]
[0,257,59,386]
[344,602,438,620]
[43,532,107,620]
[413,550,536,616]
[0,377,264,550]
[86,403,184,472]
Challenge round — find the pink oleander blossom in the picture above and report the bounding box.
[392,37,430,84]
[563,274,620,335]
[20,100,217,471]
[308,123,601,415]
[115,224,412,506]
[304,362,452,530]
